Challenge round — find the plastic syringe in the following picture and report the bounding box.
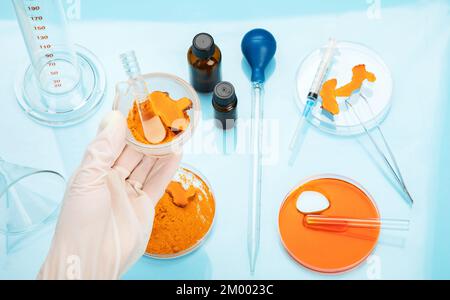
[289,39,337,156]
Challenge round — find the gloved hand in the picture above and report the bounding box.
[37,111,181,280]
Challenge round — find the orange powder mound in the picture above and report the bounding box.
[167,181,197,208]
[335,64,377,97]
[127,91,192,145]
[146,170,215,256]
[320,79,339,115]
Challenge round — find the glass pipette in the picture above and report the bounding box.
[248,81,264,274]
[242,29,277,274]
[305,215,410,231]
[289,39,337,161]
[120,51,166,144]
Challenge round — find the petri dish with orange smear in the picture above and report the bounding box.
[295,41,393,136]
[278,174,380,274]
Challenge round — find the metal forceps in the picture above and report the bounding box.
[346,94,414,205]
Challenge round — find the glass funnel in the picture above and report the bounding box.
[0,158,65,254]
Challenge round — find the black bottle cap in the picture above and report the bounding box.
[192,33,216,59]
[213,81,237,108]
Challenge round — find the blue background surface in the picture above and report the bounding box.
[1,0,450,279]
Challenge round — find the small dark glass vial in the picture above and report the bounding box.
[188,33,222,93]
[212,81,238,130]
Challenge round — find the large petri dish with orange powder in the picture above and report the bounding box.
[145,166,215,259]
[279,175,380,274]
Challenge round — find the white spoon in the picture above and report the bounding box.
[296,191,331,214]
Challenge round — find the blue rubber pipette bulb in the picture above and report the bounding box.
[241,28,277,83]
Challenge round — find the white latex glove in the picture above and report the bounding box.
[37,111,181,280]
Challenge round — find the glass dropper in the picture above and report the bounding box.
[241,29,277,274]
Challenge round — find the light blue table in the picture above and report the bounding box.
[0,0,449,280]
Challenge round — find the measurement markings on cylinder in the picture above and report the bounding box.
[25,0,63,90]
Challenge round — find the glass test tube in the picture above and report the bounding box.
[305,215,410,231]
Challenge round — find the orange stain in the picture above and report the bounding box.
[319,64,377,115]
[320,79,339,115]
[279,177,380,273]
[335,64,377,97]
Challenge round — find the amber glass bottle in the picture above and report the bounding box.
[188,33,222,93]
[212,81,238,130]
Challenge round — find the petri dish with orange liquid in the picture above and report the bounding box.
[278,175,380,274]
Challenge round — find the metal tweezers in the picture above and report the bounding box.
[345,94,414,205]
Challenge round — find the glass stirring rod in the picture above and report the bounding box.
[305,215,410,231]
[120,51,166,144]
[241,29,277,274]
[289,39,337,163]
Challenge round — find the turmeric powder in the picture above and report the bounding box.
[127,91,192,145]
[146,168,215,256]
[167,181,197,208]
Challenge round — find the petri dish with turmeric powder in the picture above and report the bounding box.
[146,166,215,259]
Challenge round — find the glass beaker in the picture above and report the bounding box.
[0,158,65,254]
[12,0,106,127]
[113,73,201,157]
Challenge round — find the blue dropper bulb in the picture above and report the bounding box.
[241,28,277,83]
